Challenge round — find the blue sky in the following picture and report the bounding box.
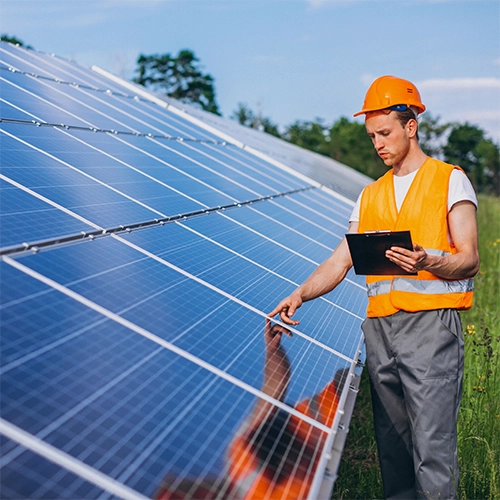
[2,0,500,142]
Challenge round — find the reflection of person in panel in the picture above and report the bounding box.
[227,319,348,500]
[155,319,348,500]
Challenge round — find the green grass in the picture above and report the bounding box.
[458,194,500,500]
[332,194,500,500]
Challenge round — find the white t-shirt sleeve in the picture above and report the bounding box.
[349,189,363,223]
[448,169,477,210]
[349,169,477,223]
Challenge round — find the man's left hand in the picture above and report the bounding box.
[386,243,427,274]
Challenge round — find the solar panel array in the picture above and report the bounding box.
[93,66,372,203]
[0,41,367,500]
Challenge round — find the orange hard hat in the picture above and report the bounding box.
[353,75,426,117]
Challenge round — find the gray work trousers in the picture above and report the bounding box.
[362,309,464,500]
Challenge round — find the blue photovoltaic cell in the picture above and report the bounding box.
[0,41,366,500]
[0,179,96,248]
[179,211,366,314]
[0,74,102,129]
[0,440,107,500]
[226,201,340,256]
[0,49,84,81]
[107,94,225,142]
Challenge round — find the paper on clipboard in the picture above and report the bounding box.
[345,230,417,276]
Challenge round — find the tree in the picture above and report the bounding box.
[328,117,384,179]
[418,113,450,159]
[231,103,281,137]
[284,119,329,155]
[475,138,500,195]
[0,34,33,49]
[134,49,220,115]
[443,123,500,194]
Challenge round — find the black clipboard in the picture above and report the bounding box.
[346,230,417,276]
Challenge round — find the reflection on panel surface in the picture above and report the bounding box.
[0,41,366,499]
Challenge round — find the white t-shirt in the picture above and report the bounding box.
[349,168,477,222]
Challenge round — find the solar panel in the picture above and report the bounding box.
[0,41,366,500]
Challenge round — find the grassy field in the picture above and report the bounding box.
[332,194,500,500]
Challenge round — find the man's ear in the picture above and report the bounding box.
[406,118,418,138]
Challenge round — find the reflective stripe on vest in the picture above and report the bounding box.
[367,280,392,297]
[368,277,474,296]
[393,277,474,294]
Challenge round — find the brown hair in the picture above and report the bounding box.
[394,107,419,140]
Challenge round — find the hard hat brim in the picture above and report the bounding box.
[353,104,426,118]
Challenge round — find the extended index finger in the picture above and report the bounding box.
[267,299,288,318]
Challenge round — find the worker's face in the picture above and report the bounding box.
[365,111,412,167]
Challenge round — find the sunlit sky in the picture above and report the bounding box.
[2,0,500,141]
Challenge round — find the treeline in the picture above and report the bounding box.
[238,111,500,196]
[133,47,499,195]
[3,35,498,195]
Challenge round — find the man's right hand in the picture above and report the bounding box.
[267,291,303,326]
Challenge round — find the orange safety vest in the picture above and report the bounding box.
[227,381,340,500]
[359,157,474,318]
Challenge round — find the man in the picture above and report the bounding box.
[268,75,479,499]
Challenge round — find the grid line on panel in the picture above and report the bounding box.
[0,348,163,469]
[0,65,129,98]
[0,172,104,233]
[74,84,202,141]
[0,74,100,128]
[112,373,224,486]
[174,139,289,196]
[108,234,361,358]
[0,129,167,218]
[1,73,176,147]
[0,175,313,256]
[53,126,216,208]
[0,47,117,92]
[0,418,149,500]
[0,63,218,145]
[203,142,301,191]
[284,196,349,231]
[65,352,211,481]
[216,209,364,291]
[0,118,226,145]
[106,93,223,144]
[2,255,339,433]
[177,220,366,313]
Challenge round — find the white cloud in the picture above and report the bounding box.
[417,77,500,91]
